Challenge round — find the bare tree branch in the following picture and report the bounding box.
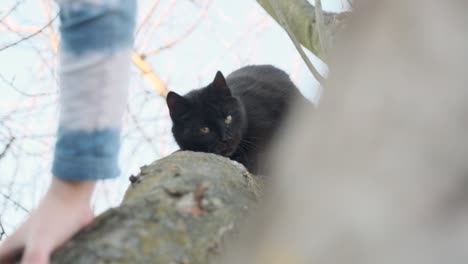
[269,0,325,84]
[135,0,161,36]
[127,106,156,149]
[0,17,41,33]
[0,18,59,82]
[256,0,348,59]
[144,0,212,56]
[0,0,23,21]
[0,13,58,52]
[137,0,177,52]
[41,0,59,52]
[0,137,14,160]
[0,191,28,213]
[131,52,168,97]
[0,73,53,97]
[195,15,269,79]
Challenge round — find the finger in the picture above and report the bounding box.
[21,246,49,264]
[0,246,23,264]
[0,223,28,263]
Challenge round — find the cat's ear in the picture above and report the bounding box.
[167,91,190,119]
[212,71,231,97]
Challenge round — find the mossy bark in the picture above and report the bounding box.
[51,151,262,264]
[256,0,348,60]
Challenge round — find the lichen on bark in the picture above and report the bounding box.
[51,151,263,264]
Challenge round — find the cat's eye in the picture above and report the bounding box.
[200,127,210,134]
[225,115,232,124]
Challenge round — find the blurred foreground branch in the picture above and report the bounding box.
[225,1,468,263]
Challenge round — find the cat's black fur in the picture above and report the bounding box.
[166,65,308,173]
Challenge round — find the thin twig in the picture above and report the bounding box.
[0,0,23,22]
[137,0,177,52]
[0,73,53,97]
[0,18,59,83]
[144,0,212,56]
[195,15,269,79]
[0,137,14,160]
[0,13,58,52]
[269,0,325,84]
[0,191,28,213]
[127,107,155,147]
[135,0,161,36]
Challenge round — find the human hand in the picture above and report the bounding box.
[0,178,96,264]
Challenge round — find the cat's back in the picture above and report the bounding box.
[225,65,306,173]
[226,65,297,97]
[227,64,290,84]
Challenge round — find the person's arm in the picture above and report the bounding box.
[53,0,136,181]
[0,0,136,263]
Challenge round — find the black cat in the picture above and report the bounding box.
[166,65,308,173]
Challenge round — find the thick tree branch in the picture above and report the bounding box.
[256,0,347,60]
[269,0,325,84]
[51,152,262,263]
[314,0,329,60]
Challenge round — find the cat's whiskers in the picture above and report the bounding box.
[239,139,262,153]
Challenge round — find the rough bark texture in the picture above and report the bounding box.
[256,0,348,59]
[51,151,262,264]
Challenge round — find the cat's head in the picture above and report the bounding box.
[166,71,246,157]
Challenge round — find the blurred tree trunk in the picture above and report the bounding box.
[51,152,262,264]
[223,1,468,264]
